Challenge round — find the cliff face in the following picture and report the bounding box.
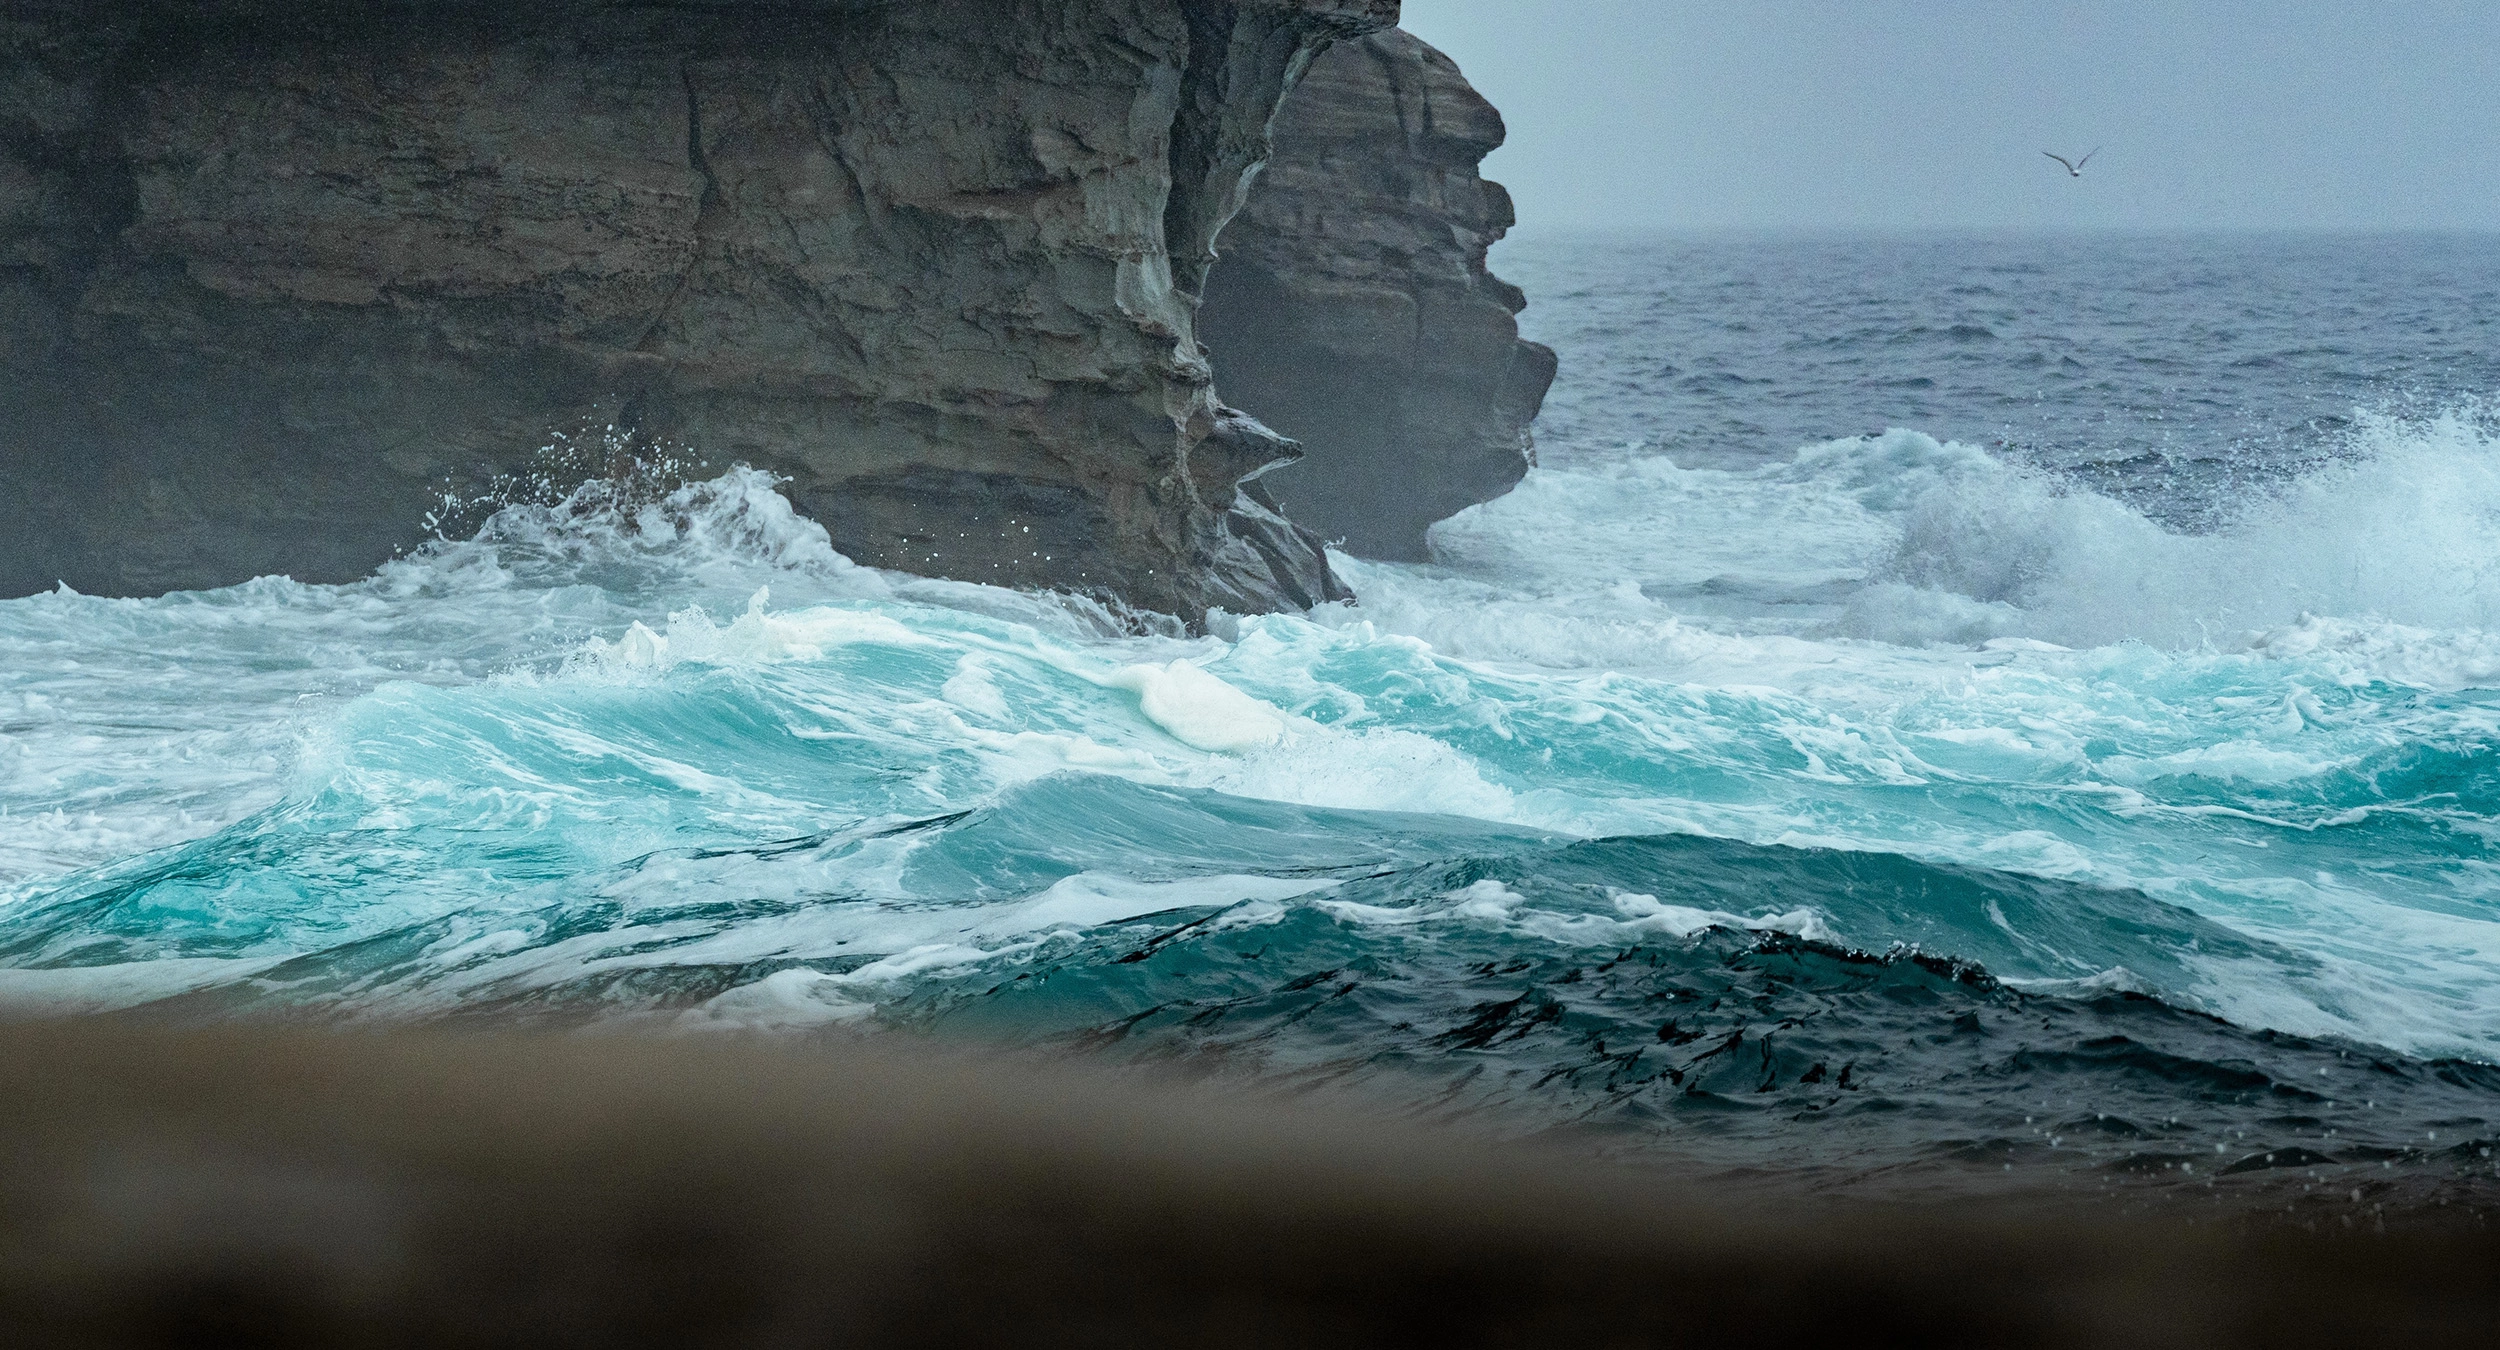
[0,0,1393,617]
[1197,29,1555,561]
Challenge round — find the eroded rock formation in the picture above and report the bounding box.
[1199,29,1555,561]
[0,0,1395,618]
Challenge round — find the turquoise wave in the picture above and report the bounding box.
[5,430,2500,1181]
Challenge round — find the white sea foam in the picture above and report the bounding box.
[1852,409,2500,651]
[571,588,927,676]
[443,463,890,595]
[1308,879,1831,950]
[1098,658,1286,752]
[1606,890,1834,942]
[1202,727,1519,822]
[2241,614,2500,692]
[940,653,1012,720]
[1388,409,2500,680]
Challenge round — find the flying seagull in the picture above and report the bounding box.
[2043,148,2099,177]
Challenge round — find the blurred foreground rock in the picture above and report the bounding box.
[1,1021,2497,1347]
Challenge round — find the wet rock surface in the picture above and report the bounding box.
[1199,28,1557,561]
[0,0,1393,619]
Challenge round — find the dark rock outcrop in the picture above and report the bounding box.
[0,0,1392,619]
[1199,29,1555,561]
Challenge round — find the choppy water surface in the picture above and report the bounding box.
[7,232,2500,1217]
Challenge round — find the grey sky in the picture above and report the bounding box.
[1397,0,2500,232]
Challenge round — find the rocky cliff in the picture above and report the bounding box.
[1198,29,1555,561]
[0,0,1397,618]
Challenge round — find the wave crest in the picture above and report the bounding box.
[1855,403,2500,649]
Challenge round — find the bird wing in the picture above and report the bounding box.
[2077,147,2100,169]
[2043,151,2076,172]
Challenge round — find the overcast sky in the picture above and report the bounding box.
[1397,0,2500,233]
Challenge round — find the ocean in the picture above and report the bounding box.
[7,231,2500,1214]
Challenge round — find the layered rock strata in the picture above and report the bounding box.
[0,0,1395,617]
[1198,29,1555,561]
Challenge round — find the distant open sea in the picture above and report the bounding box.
[8,231,2500,1216]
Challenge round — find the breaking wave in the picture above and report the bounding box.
[7,232,2500,1197]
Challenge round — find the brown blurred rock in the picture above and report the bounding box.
[2,1020,2498,1348]
[0,0,1392,620]
[1199,28,1557,561]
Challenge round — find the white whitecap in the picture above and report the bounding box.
[1100,658,1286,752]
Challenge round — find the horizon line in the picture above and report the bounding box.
[1497,222,2500,240]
